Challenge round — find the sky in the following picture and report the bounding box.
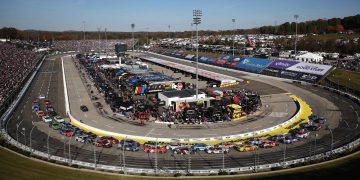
[0,0,359,32]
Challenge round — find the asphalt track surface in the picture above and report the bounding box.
[64,55,297,139]
[4,53,360,171]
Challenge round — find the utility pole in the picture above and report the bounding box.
[168,25,171,49]
[131,24,135,61]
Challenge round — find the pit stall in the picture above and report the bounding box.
[138,56,242,87]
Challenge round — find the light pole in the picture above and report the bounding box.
[327,125,334,153]
[47,129,52,160]
[283,141,287,166]
[294,14,299,59]
[193,9,202,99]
[82,21,86,40]
[314,133,318,155]
[222,137,225,170]
[123,136,126,174]
[16,119,24,142]
[68,129,75,165]
[29,122,36,153]
[22,127,26,146]
[155,138,158,174]
[191,23,194,52]
[131,23,135,61]
[93,138,97,169]
[232,18,236,57]
[97,27,101,55]
[146,27,149,46]
[187,139,191,174]
[105,28,107,55]
[168,25,171,49]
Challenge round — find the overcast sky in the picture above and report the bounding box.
[0,0,359,32]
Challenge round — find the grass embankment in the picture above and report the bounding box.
[0,146,359,179]
[325,68,360,92]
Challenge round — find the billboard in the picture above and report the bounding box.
[235,58,273,73]
[279,70,300,79]
[298,74,321,82]
[268,59,300,69]
[286,62,332,75]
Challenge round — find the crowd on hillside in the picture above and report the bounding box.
[0,42,39,104]
[52,40,135,52]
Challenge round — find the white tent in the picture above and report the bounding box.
[296,52,324,63]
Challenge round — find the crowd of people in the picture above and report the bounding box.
[52,40,135,52]
[0,42,39,104]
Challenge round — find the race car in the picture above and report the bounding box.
[205,147,229,154]
[35,110,46,118]
[118,140,140,152]
[259,140,279,148]
[100,136,119,144]
[166,144,182,151]
[191,144,209,152]
[143,145,167,153]
[95,139,112,148]
[54,116,65,123]
[42,115,52,123]
[246,138,264,146]
[235,145,258,152]
[49,122,62,130]
[173,147,190,155]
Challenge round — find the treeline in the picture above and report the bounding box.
[1,14,359,41]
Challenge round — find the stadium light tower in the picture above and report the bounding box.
[168,25,171,49]
[193,9,202,99]
[232,18,236,56]
[191,23,194,52]
[131,23,135,61]
[294,14,299,59]
[82,21,86,40]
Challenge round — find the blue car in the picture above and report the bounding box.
[118,140,140,151]
[191,144,208,152]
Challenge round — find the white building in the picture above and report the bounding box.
[296,52,324,63]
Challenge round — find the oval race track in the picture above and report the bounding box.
[4,53,360,171]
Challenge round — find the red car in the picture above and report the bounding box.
[95,139,112,148]
[35,110,46,117]
[144,145,167,153]
[44,99,51,106]
[100,136,119,144]
[63,131,75,137]
[260,140,279,148]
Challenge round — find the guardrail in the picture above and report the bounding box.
[0,53,359,176]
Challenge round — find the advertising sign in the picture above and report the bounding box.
[279,70,300,78]
[286,62,332,75]
[268,59,300,69]
[299,74,320,82]
[235,58,273,73]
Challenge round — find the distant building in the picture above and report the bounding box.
[296,52,324,63]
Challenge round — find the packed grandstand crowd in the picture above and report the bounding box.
[52,40,135,52]
[0,42,39,103]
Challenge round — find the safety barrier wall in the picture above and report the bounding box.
[1,55,46,129]
[1,53,359,175]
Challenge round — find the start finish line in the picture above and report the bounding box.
[139,56,242,86]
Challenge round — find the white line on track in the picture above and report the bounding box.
[145,128,155,137]
[105,124,114,129]
[124,130,135,133]
[91,120,97,123]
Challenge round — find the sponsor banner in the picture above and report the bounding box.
[235,58,273,73]
[268,59,300,69]
[299,74,321,82]
[263,68,280,73]
[286,62,332,75]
